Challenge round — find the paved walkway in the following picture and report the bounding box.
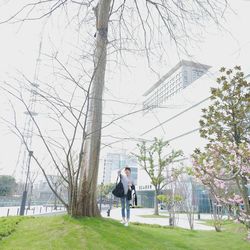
[1,205,214,230]
[101,208,214,230]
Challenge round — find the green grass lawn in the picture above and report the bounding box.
[0,215,249,250]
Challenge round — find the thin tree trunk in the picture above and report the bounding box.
[240,176,250,214]
[76,0,112,217]
[187,209,194,230]
[54,185,58,210]
[28,184,33,209]
[154,189,159,215]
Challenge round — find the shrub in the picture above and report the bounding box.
[0,217,24,240]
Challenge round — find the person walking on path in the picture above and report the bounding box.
[117,166,135,227]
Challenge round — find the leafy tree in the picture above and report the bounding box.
[192,66,250,237]
[0,175,17,196]
[157,194,183,204]
[134,138,183,215]
[157,195,167,204]
[98,183,115,199]
[200,66,250,145]
[157,194,183,211]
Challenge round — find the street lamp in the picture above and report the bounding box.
[107,192,113,217]
[99,159,106,212]
[20,150,33,216]
[99,182,104,211]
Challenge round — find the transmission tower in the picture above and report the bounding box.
[15,39,42,215]
[13,39,42,180]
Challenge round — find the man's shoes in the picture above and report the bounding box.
[124,222,129,227]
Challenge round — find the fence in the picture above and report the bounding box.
[0,205,67,217]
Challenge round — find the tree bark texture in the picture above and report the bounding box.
[75,0,112,217]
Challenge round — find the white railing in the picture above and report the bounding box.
[0,205,67,217]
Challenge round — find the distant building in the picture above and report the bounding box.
[103,153,121,184]
[103,153,138,184]
[130,166,138,185]
[37,175,67,203]
[110,166,138,185]
[38,179,53,201]
[137,60,212,210]
[143,60,211,110]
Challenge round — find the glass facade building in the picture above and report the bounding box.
[136,182,211,213]
[103,153,138,184]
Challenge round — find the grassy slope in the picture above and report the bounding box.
[0,217,24,240]
[0,215,249,250]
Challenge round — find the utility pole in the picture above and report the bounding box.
[20,150,33,216]
[99,159,106,212]
[99,182,104,212]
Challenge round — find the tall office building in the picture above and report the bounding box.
[138,60,212,209]
[143,60,211,110]
[103,153,120,184]
[103,153,138,184]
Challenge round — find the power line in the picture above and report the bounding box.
[140,70,250,139]
[167,128,200,142]
[141,96,210,136]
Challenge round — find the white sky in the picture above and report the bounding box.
[0,0,249,182]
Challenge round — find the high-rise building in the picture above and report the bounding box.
[143,60,211,110]
[137,60,212,209]
[103,153,120,184]
[102,153,138,184]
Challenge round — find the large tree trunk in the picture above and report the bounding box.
[75,0,112,217]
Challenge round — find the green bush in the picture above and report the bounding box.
[0,217,24,240]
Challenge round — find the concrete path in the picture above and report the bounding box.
[101,208,214,231]
[1,205,214,230]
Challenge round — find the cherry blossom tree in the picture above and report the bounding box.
[192,142,250,231]
[192,66,250,238]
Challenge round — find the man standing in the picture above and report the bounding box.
[118,166,134,226]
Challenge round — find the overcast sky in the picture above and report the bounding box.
[0,0,249,181]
